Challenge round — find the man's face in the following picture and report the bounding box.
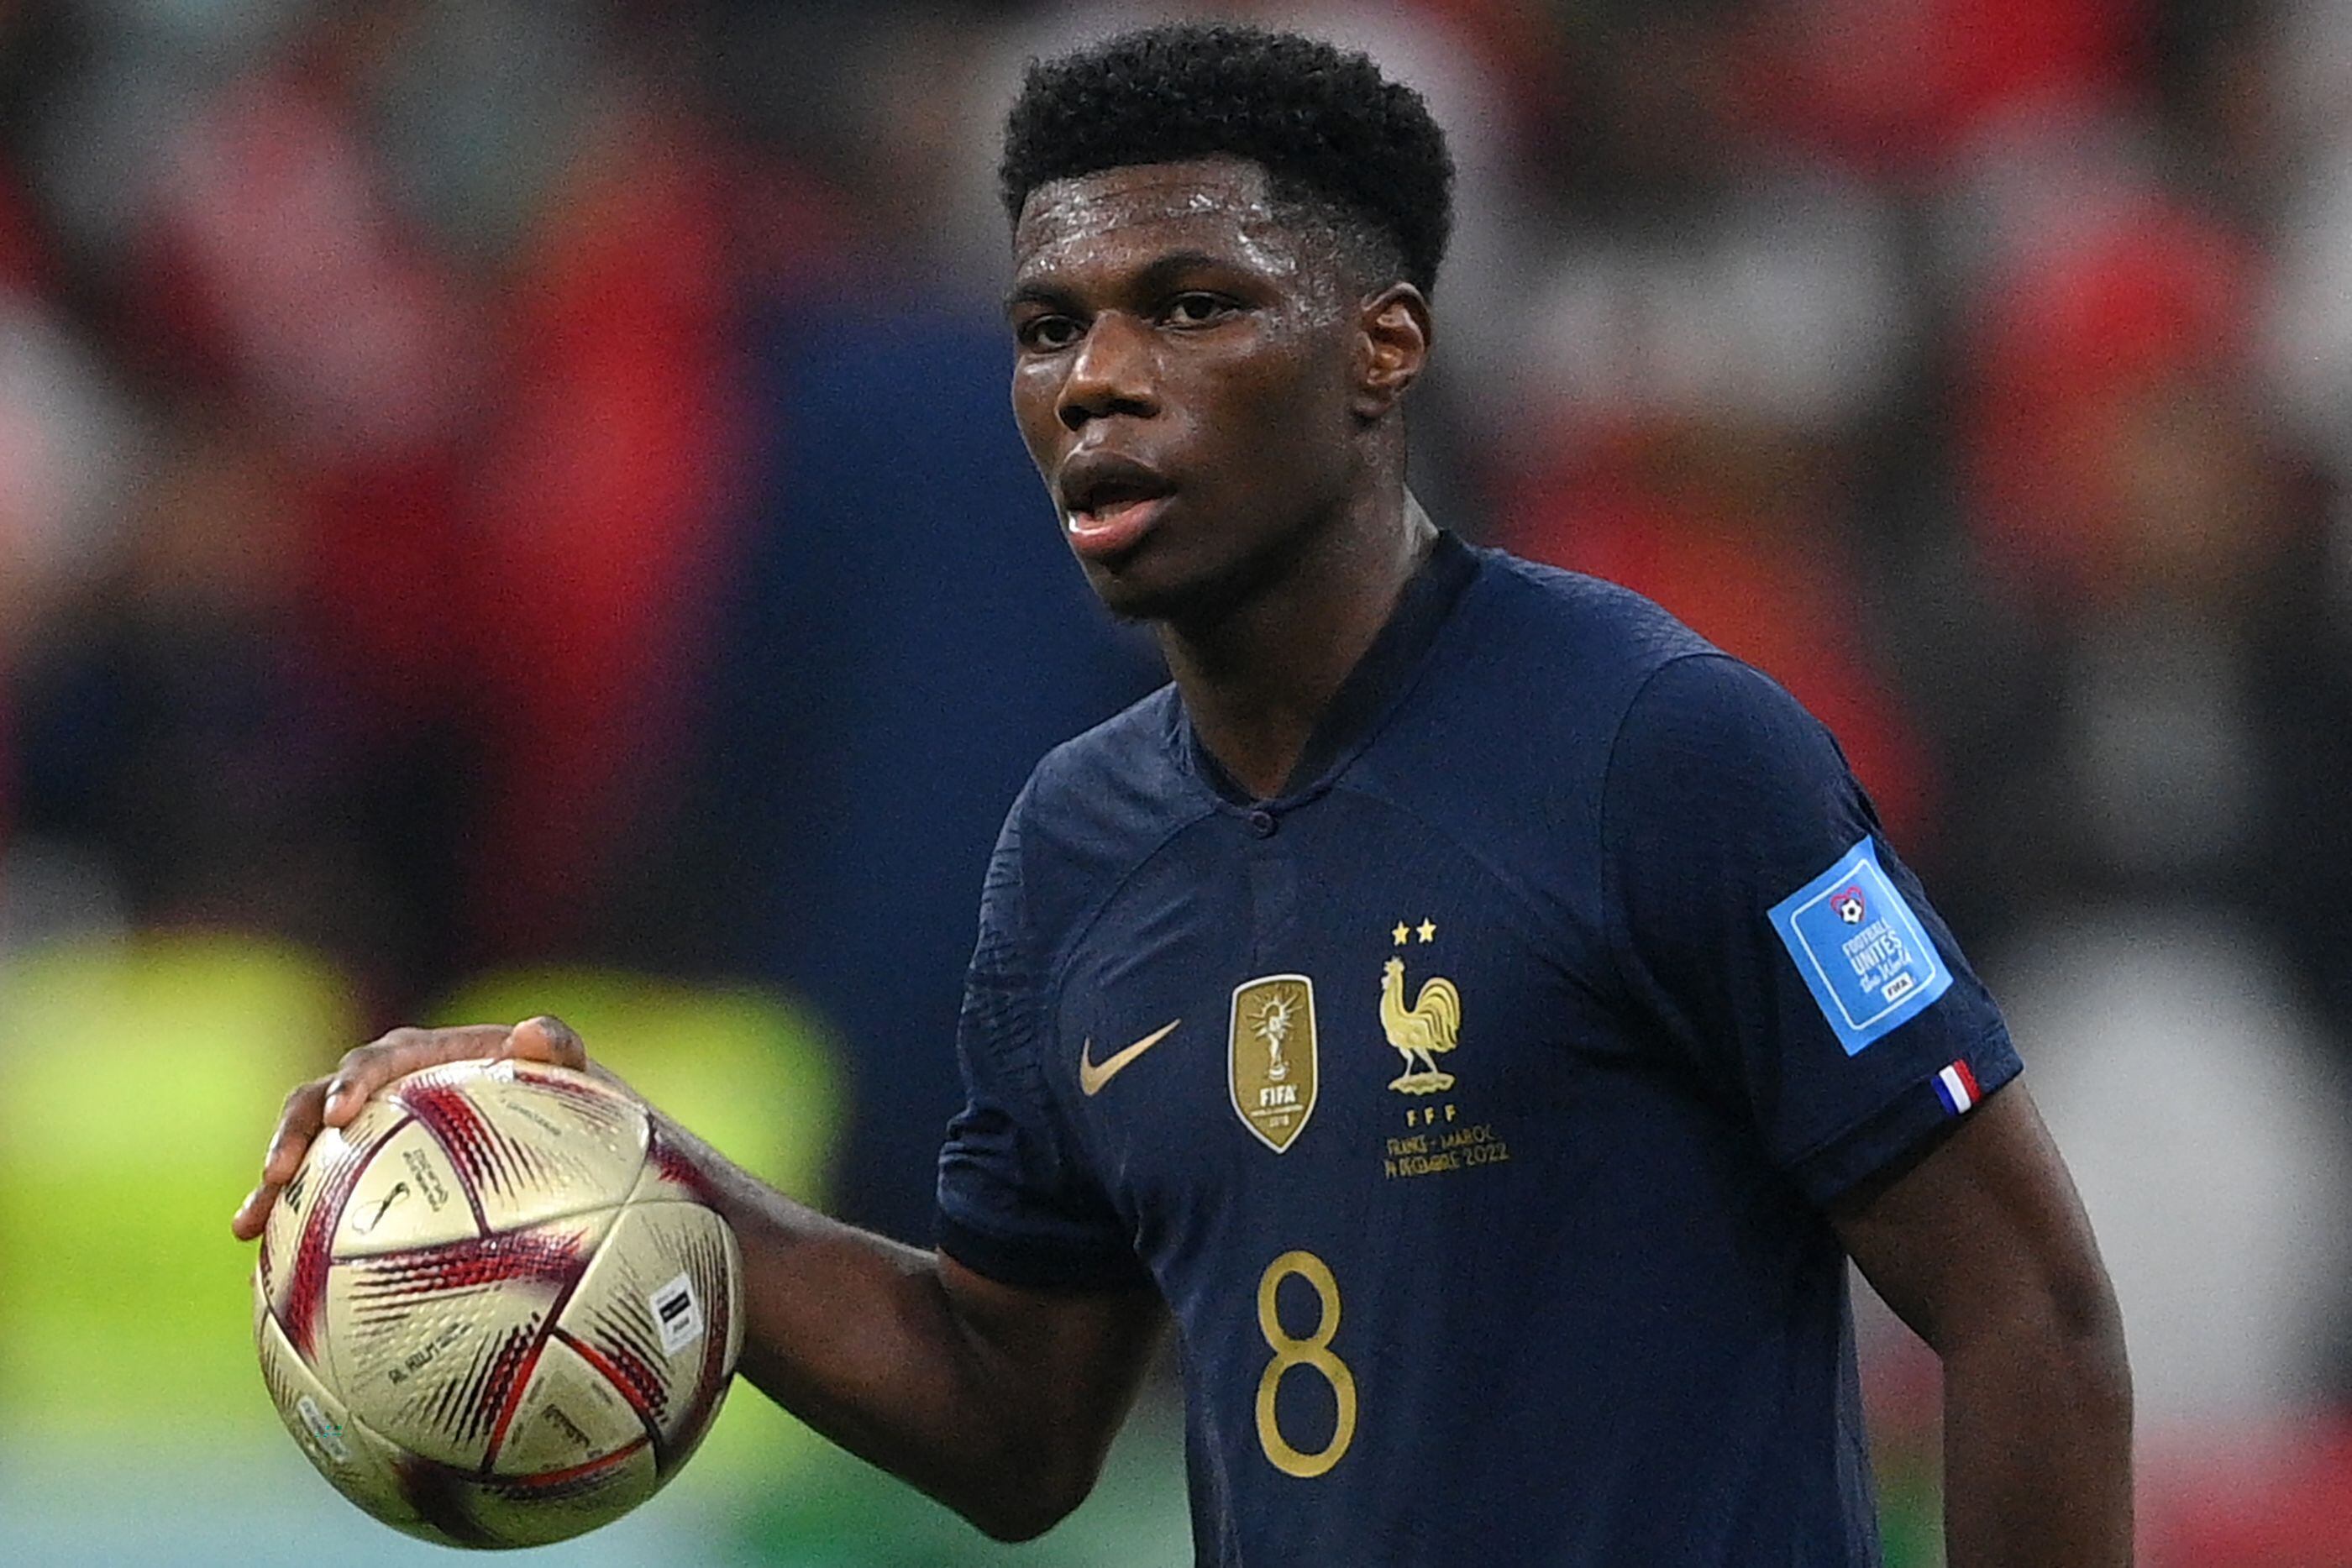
[1007,156,1366,621]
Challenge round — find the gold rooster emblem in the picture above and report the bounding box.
[1381,957,1461,1093]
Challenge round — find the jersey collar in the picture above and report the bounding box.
[1177,528,1481,809]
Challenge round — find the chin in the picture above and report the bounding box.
[1083,551,1256,627]
[1074,506,1328,628]
[1086,571,1194,626]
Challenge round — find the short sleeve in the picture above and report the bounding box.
[1601,654,2020,1206]
[934,794,1152,1291]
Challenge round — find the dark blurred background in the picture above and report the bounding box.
[3,2,2350,1564]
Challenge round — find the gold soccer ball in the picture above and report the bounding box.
[252,1058,743,1548]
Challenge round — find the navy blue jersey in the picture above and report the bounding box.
[935,533,2019,1566]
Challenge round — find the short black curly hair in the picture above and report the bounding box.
[1000,24,1454,295]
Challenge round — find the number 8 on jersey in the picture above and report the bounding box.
[1255,1251,1357,1478]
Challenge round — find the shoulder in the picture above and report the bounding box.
[1452,546,1830,757]
[1608,651,1845,796]
[1452,548,1725,723]
[1338,548,1749,935]
[995,684,1207,936]
[1599,649,1861,891]
[1018,683,1189,834]
[1389,544,1730,770]
[1467,546,1722,674]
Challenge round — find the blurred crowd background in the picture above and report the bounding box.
[3,0,2351,1563]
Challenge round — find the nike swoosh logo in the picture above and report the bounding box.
[1079,1020,1182,1097]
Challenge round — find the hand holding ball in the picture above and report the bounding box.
[252,1057,743,1548]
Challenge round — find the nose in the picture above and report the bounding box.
[1057,311,1160,432]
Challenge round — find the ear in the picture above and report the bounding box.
[1350,284,1432,421]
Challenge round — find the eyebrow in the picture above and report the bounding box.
[1003,280,1076,316]
[1003,249,1252,316]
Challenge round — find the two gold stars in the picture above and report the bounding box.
[1390,920,1437,946]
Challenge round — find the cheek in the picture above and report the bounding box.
[1009,364,1064,467]
[1219,335,1352,460]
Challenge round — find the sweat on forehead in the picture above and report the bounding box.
[1018,160,1271,241]
[1012,160,1375,294]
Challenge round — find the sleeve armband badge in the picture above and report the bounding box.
[1767,836,1953,1055]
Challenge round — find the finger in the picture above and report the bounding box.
[231,1183,273,1240]
[262,1080,330,1184]
[232,1172,301,1240]
[502,1015,589,1070]
[231,1079,332,1240]
[322,1024,511,1126]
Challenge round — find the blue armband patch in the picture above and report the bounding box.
[1768,836,1952,1055]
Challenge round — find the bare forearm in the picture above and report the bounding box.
[1833,1089,2134,1566]
[694,1154,986,1476]
[1941,1322,2134,1567]
[660,1119,1156,1539]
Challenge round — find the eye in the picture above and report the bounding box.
[1016,313,1084,352]
[1163,292,1237,328]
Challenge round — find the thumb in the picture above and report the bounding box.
[503,1015,589,1069]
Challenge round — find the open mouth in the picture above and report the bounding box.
[1073,490,1163,527]
[1060,460,1176,559]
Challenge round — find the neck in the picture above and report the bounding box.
[1160,487,1438,800]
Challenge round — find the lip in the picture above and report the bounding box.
[1058,451,1177,563]
[1065,493,1173,561]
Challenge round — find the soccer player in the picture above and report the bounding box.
[234,24,2131,1565]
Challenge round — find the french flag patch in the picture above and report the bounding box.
[1933,1060,1982,1117]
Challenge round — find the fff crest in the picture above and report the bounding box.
[1228,974,1318,1152]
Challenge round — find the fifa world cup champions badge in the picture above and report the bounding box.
[1229,976,1318,1152]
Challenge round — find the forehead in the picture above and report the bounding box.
[1011,156,1312,284]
